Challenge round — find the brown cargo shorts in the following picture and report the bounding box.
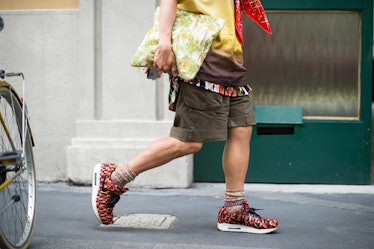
[170,82,256,142]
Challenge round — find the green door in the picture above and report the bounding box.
[194,0,373,184]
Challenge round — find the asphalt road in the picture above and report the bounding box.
[28,183,374,249]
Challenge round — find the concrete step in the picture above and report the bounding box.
[75,120,173,139]
[67,119,193,188]
[70,138,154,148]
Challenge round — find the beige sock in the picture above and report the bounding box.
[224,189,246,213]
[111,163,137,188]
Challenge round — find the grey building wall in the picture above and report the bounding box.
[0,0,193,188]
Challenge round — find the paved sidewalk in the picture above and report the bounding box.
[30,182,374,249]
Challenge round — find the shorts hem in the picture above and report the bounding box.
[228,116,256,128]
[170,127,227,142]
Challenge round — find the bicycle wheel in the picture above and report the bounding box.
[0,82,36,249]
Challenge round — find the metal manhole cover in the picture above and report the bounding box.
[100,214,176,229]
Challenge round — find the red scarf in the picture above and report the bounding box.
[235,0,272,44]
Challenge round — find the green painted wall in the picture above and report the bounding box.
[194,0,373,184]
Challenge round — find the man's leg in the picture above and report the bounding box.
[127,137,202,175]
[222,126,252,190]
[111,136,202,187]
[221,126,251,213]
[92,136,202,224]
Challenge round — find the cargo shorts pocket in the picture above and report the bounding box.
[182,83,223,111]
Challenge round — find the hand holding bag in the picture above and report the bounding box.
[130,7,226,80]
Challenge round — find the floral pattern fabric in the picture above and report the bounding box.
[130,7,226,81]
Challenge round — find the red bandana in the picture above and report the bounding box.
[235,0,272,44]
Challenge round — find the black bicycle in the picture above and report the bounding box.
[0,16,37,249]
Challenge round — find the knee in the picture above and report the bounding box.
[188,142,203,154]
[229,126,253,140]
[175,140,203,156]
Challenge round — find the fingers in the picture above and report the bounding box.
[153,45,179,78]
[170,63,178,78]
[156,60,178,77]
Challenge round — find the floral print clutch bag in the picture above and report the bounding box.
[130,7,226,81]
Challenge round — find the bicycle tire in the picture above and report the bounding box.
[0,81,36,249]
